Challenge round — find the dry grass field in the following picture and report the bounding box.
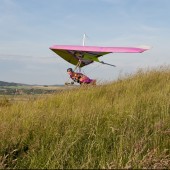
[0,66,170,169]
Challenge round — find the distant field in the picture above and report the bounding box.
[0,85,68,90]
[32,85,76,90]
[0,85,77,96]
[0,85,77,103]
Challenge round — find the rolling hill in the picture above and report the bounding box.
[0,81,28,86]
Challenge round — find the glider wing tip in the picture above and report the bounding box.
[138,45,152,50]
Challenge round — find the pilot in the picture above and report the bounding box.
[67,68,96,85]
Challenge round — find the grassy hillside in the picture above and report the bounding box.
[0,66,170,169]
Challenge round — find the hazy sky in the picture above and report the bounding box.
[0,0,170,85]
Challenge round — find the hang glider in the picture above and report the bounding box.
[49,45,150,68]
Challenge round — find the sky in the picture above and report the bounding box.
[0,0,170,85]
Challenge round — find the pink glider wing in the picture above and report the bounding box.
[50,45,150,67]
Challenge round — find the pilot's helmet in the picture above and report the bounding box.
[67,68,73,72]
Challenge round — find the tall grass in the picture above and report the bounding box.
[0,66,170,169]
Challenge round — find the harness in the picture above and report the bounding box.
[71,73,83,84]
